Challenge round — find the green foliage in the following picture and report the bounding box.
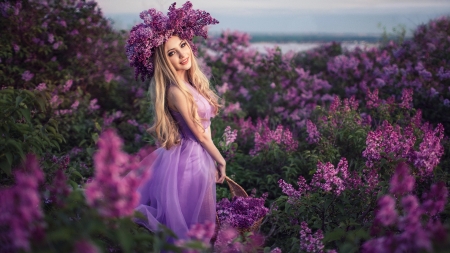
[0,87,63,177]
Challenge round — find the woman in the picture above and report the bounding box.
[125,1,225,242]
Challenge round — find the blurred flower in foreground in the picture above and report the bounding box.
[0,154,45,252]
[84,129,151,218]
[363,163,448,253]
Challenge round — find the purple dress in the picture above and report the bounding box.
[134,83,216,241]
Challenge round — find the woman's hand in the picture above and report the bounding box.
[215,162,226,184]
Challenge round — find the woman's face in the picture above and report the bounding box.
[164,35,192,74]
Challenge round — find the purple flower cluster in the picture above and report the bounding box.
[216,194,268,229]
[412,123,445,177]
[45,155,72,207]
[223,101,241,115]
[223,126,238,146]
[299,222,325,253]
[89,98,100,111]
[103,111,123,126]
[362,118,444,177]
[306,119,320,144]
[213,225,265,253]
[279,157,367,203]
[0,154,45,252]
[278,176,310,204]
[362,163,448,253]
[249,120,298,156]
[399,88,413,109]
[22,70,34,81]
[311,158,349,196]
[84,129,151,218]
[125,1,219,80]
[73,239,100,253]
[366,88,379,109]
[175,221,215,250]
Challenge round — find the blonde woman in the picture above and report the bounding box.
[125,2,225,242]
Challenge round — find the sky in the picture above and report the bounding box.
[96,0,450,34]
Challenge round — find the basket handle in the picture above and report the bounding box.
[225,176,248,198]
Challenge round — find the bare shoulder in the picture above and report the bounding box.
[167,85,186,111]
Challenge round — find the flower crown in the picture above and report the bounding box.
[125,1,219,81]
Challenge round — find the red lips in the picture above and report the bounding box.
[180,57,189,65]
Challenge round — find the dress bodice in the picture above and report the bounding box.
[170,83,214,141]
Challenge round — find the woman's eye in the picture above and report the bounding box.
[181,42,187,47]
[168,51,174,57]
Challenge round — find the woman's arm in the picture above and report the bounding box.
[168,86,226,183]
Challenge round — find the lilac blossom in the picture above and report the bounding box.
[12,43,19,52]
[436,66,450,80]
[250,124,298,155]
[389,163,415,196]
[89,98,100,111]
[217,82,229,95]
[375,196,398,226]
[329,95,341,112]
[362,121,417,169]
[104,70,114,83]
[0,155,45,252]
[71,100,79,109]
[127,119,139,127]
[213,226,265,253]
[50,94,62,108]
[306,119,320,144]
[223,126,238,146]
[412,123,444,177]
[399,88,413,109]
[35,83,47,91]
[103,111,123,126]
[22,70,34,81]
[216,194,268,229]
[62,79,73,92]
[53,41,62,49]
[175,221,215,249]
[84,129,151,218]
[299,222,325,253]
[311,158,348,196]
[48,33,54,43]
[278,176,310,204]
[73,239,100,253]
[223,102,241,115]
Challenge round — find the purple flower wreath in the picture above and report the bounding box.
[125,1,219,81]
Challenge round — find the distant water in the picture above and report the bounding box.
[250,41,379,53]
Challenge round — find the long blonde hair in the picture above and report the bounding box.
[148,40,220,149]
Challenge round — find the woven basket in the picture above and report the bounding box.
[213,176,264,240]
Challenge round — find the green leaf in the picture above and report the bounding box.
[7,139,24,159]
[91,133,99,143]
[5,152,12,165]
[323,228,345,243]
[95,122,102,131]
[118,225,132,253]
[15,96,23,107]
[46,126,57,135]
[0,160,12,175]
[71,170,83,179]
[19,108,31,123]
[68,180,78,190]
[86,147,95,156]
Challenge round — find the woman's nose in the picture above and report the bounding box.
[179,51,186,58]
